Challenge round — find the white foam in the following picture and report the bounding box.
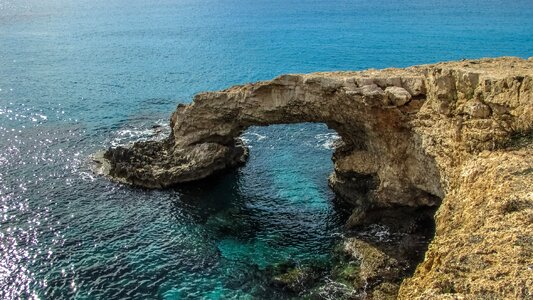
[314,132,340,149]
[241,132,267,144]
[110,120,171,147]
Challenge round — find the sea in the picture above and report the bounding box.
[1,0,532,299]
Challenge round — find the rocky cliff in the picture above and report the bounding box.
[98,57,532,299]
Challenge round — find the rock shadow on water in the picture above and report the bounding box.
[168,169,261,239]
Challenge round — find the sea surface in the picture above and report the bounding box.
[1,0,532,299]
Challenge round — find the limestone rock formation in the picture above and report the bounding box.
[97,57,533,299]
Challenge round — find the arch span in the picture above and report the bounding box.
[102,68,444,208]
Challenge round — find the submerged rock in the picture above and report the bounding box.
[266,261,328,295]
[270,267,318,294]
[342,239,401,289]
[327,239,402,300]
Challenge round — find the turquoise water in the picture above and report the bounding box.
[1,0,532,298]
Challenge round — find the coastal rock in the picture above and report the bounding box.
[270,266,322,294]
[331,207,437,299]
[342,238,401,286]
[97,57,533,299]
[97,138,248,188]
[463,99,491,118]
[385,86,412,106]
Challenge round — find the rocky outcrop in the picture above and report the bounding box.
[100,60,447,208]
[97,57,533,298]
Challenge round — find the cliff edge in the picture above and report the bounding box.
[97,57,533,298]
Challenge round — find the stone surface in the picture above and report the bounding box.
[343,238,402,289]
[385,86,412,106]
[463,99,491,118]
[95,138,248,188]
[270,266,322,294]
[96,57,533,299]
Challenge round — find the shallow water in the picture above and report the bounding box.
[1,0,532,299]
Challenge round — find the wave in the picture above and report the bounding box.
[240,132,267,146]
[314,132,340,150]
[110,119,170,147]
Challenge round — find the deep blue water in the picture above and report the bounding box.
[1,0,532,299]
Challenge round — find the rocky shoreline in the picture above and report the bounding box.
[96,57,532,299]
[264,206,438,299]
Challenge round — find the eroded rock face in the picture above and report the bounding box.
[98,57,533,299]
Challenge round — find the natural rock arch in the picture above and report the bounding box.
[98,57,533,298]
[102,68,444,208]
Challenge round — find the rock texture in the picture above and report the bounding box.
[98,57,533,298]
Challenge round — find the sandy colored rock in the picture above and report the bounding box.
[463,99,491,118]
[343,238,401,286]
[385,86,412,106]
